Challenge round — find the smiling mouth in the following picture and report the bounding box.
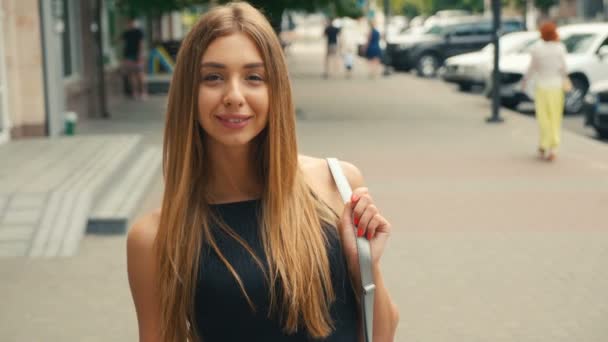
[215,115,253,129]
[220,117,250,123]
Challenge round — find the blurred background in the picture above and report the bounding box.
[1,0,608,341]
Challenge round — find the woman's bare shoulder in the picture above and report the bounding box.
[127,208,161,252]
[298,155,365,210]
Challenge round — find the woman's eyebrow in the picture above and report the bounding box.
[200,62,264,69]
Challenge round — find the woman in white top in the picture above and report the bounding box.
[522,21,568,162]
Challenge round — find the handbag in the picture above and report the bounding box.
[358,44,367,58]
[327,158,375,342]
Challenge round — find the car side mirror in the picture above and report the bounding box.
[599,46,608,61]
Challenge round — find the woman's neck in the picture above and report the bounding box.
[206,140,263,204]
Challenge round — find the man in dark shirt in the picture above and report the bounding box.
[323,17,341,79]
[121,18,147,100]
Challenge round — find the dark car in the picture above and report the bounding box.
[584,81,608,139]
[386,17,524,77]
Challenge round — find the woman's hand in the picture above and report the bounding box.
[338,187,391,285]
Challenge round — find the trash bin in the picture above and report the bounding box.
[64,112,78,136]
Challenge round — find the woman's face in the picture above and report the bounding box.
[198,33,269,148]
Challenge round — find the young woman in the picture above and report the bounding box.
[127,3,399,341]
[522,21,568,162]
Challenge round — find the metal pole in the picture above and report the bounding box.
[39,0,67,136]
[95,0,109,118]
[383,0,390,76]
[487,0,503,123]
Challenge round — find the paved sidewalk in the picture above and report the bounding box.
[0,41,607,341]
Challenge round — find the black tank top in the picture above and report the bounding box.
[194,199,358,341]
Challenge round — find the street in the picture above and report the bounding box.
[1,40,608,341]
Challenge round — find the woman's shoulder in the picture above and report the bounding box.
[127,208,161,254]
[298,155,365,210]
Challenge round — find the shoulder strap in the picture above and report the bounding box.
[326,158,374,342]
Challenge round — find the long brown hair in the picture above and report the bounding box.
[155,2,340,341]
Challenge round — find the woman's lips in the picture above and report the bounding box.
[215,115,253,129]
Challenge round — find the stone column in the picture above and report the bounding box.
[3,0,47,138]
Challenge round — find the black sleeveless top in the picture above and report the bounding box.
[194,199,358,341]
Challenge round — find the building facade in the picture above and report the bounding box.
[0,0,136,143]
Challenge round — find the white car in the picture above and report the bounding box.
[494,23,608,114]
[443,31,539,91]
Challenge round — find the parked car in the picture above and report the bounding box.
[386,17,524,77]
[584,79,608,138]
[423,10,471,29]
[443,31,539,91]
[493,23,608,114]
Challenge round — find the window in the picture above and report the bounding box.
[61,0,82,78]
[450,24,475,37]
[562,33,597,54]
[502,20,524,34]
[597,38,608,52]
[425,25,444,35]
[475,22,493,36]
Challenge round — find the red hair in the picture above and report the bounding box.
[540,22,559,41]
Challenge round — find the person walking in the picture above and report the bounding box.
[340,24,357,79]
[522,21,568,162]
[323,17,341,78]
[126,3,399,342]
[121,18,148,100]
[364,20,382,79]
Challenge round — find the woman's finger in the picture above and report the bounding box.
[355,203,378,238]
[365,214,383,240]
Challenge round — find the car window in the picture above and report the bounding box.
[598,38,608,51]
[562,33,597,54]
[502,21,524,33]
[450,23,475,37]
[474,22,493,35]
[425,25,444,35]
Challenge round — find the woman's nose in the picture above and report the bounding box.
[223,79,245,108]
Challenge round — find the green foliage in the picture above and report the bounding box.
[117,0,363,32]
[117,0,362,17]
[402,3,420,17]
[533,0,558,12]
[430,0,484,13]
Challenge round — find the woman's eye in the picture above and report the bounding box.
[203,74,222,82]
[247,74,265,82]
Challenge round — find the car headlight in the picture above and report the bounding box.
[585,93,598,104]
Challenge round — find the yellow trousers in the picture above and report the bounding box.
[534,87,564,151]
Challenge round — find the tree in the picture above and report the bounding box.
[117,0,363,32]
[533,0,558,14]
[402,3,420,17]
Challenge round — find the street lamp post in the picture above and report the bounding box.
[487,0,504,123]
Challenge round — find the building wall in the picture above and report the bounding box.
[557,0,606,21]
[3,0,46,138]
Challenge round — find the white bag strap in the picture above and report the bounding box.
[326,158,374,342]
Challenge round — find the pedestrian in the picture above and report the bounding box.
[323,17,341,78]
[121,17,148,100]
[522,21,569,162]
[126,3,399,342]
[340,25,357,79]
[363,20,383,79]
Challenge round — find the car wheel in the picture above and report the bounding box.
[458,82,473,92]
[416,54,439,78]
[564,77,588,114]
